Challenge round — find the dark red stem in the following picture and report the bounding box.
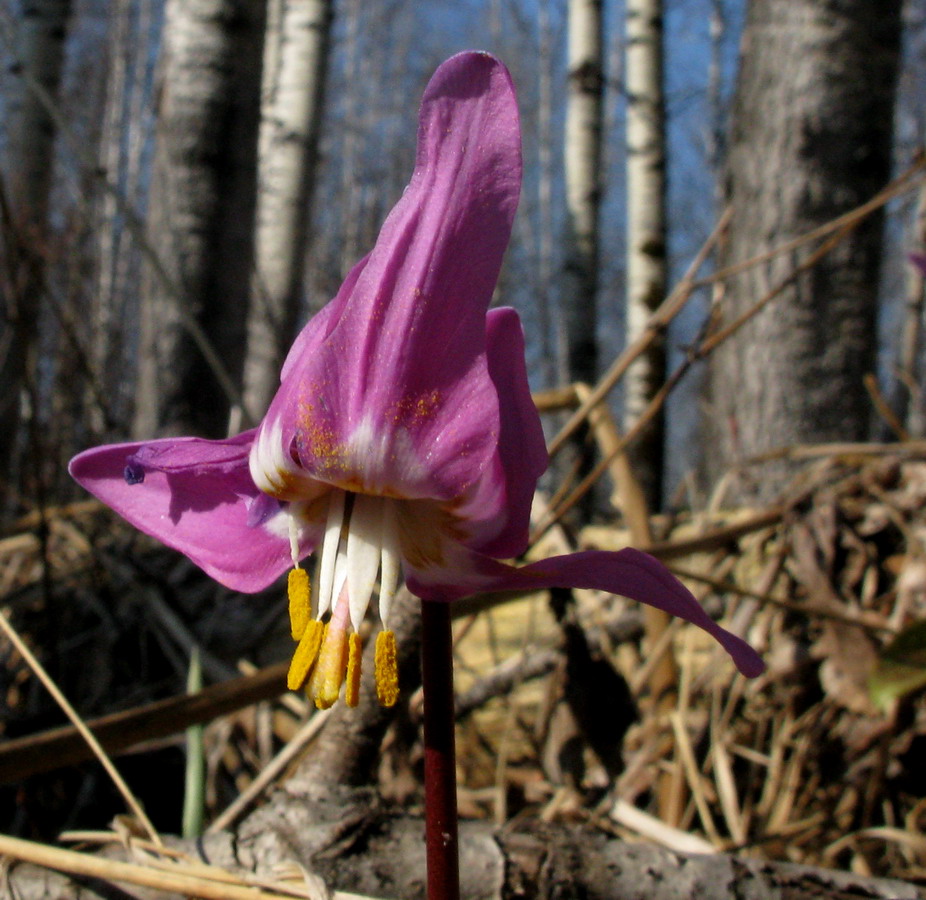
[421,598,460,900]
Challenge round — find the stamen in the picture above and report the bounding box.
[287,568,310,640]
[287,619,324,690]
[317,490,347,618]
[374,629,399,707]
[288,512,301,565]
[379,500,402,629]
[345,632,362,707]
[345,495,385,632]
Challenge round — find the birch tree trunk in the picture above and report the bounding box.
[704,0,901,502]
[623,0,667,510]
[563,0,604,388]
[241,0,333,420]
[133,0,266,439]
[536,0,561,388]
[0,0,72,505]
[892,182,926,438]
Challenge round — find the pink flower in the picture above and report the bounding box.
[70,52,762,708]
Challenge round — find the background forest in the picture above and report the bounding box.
[4,0,926,897]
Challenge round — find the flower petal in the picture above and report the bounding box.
[69,435,307,592]
[457,307,548,557]
[262,51,522,502]
[406,547,764,678]
[278,253,370,385]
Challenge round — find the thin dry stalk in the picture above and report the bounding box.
[694,157,926,289]
[207,707,333,834]
[710,705,747,844]
[549,207,733,458]
[0,607,162,846]
[0,833,378,900]
[573,381,682,820]
[609,799,716,855]
[669,710,723,846]
[767,730,812,835]
[536,223,863,539]
[864,372,909,440]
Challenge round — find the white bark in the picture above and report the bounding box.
[537,0,561,387]
[242,0,333,419]
[2,0,70,227]
[563,0,604,387]
[623,0,667,508]
[133,0,265,438]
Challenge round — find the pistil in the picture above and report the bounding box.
[284,489,402,706]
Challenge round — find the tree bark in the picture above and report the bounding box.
[563,0,604,387]
[704,0,902,501]
[133,0,266,439]
[241,0,333,420]
[623,0,667,510]
[892,181,926,438]
[0,0,72,508]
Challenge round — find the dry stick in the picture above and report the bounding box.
[692,156,926,290]
[534,221,860,541]
[546,158,926,470]
[0,833,376,900]
[547,207,732,460]
[697,220,858,357]
[574,382,683,823]
[0,608,162,846]
[864,371,909,441]
[670,710,723,846]
[207,708,332,834]
[667,564,893,636]
[0,661,289,784]
[741,439,926,466]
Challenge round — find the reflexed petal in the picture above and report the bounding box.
[406,547,764,678]
[262,52,522,502]
[457,308,548,557]
[69,436,309,592]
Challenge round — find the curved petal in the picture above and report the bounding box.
[457,307,548,557]
[278,253,370,385]
[406,547,764,678]
[264,51,523,501]
[69,435,311,592]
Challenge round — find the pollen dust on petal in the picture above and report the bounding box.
[391,389,442,429]
[296,395,350,478]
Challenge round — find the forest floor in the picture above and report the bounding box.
[2,443,926,892]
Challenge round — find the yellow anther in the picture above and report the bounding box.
[287,619,324,691]
[308,622,348,709]
[374,629,399,708]
[287,568,310,640]
[345,633,362,708]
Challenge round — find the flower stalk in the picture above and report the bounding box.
[421,598,460,900]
